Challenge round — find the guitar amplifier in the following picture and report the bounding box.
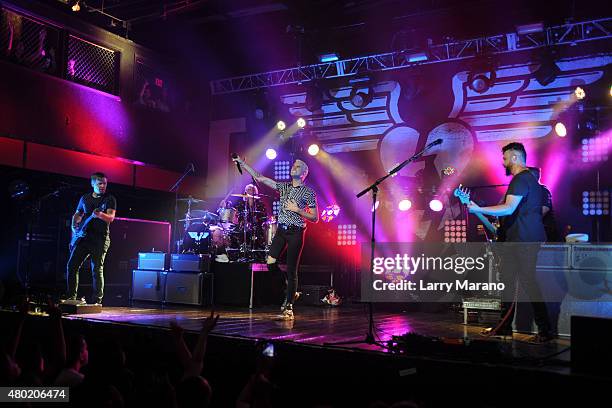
[132,270,167,302]
[138,252,167,270]
[536,244,571,269]
[571,245,612,270]
[170,254,211,272]
[165,271,213,306]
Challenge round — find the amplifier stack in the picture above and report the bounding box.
[132,252,213,306]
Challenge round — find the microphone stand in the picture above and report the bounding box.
[325,141,441,347]
[169,164,194,253]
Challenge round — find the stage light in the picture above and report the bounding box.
[444,219,467,243]
[582,191,610,216]
[276,120,286,131]
[581,136,610,163]
[554,122,567,137]
[337,224,357,246]
[272,200,281,216]
[319,53,339,63]
[609,85,612,97]
[71,1,81,12]
[406,52,428,63]
[265,148,277,160]
[321,204,341,223]
[429,199,443,212]
[307,144,320,156]
[349,86,373,108]
[297,118,306,128]
[305,85,323,112]
[274,160,291,180]
[398,199,412,211]
[534,58,560,86]
[574,86,586,100]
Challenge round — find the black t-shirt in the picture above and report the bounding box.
[498,170,546,242]
[76,193,117,239]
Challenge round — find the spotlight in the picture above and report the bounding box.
[582,191,610,216]
[554,122,567,137]
[534,58,560,86]
[307,144,320,156]
[609,84,612,97]
[305,85,323,112]
[276,120,286,131]
[468,73,495,94]
[429,199,443,212]
[265,148,277,160]
[398,199,412,212]
[349,86,373,108]
[337,224,357,246]
[297,118,306,128]
[71,1,80,12]
[574,86,586,100]
[321,204,341,222]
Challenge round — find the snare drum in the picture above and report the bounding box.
[218,207,238,226]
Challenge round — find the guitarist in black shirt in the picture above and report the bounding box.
[65,172,116,305]
[467,143,552,343]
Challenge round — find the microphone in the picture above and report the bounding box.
[425,138,443,149]
[231,153,243,175]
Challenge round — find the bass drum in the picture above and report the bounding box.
[210,225,231,251]
[182,223,211,254]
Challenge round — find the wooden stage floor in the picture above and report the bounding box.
[62,303,571,371]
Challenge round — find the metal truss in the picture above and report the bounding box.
[210,17,612,95]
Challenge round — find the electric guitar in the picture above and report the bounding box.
[70,208,102,249]
[453,184,498,240]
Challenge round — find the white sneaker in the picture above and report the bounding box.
[61,298,86,306]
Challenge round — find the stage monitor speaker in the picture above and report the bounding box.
[138,252,167,271]
[571,315,612,376]
[536,244,571,269]
[572,244,612,270]
[170,254,211,272]
[132,270,166,302]
[105,218,171,285]
[165,271,213,306]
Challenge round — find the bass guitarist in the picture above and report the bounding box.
[65,172,116,305]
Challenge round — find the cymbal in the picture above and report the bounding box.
[231,194,261,199]
[177,197,206,202]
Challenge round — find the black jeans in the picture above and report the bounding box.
[66,236,110,303]
[267,225,305,306]
[498,244,550,335]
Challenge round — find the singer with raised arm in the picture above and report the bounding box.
[232,155,318,320]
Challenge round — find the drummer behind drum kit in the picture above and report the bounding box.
[177,194,277,262]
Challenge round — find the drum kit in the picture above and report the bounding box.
[176,194,277,262]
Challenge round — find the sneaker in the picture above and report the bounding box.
[525,333,555,344]
[275,306,294,320]
[280,292,301,311]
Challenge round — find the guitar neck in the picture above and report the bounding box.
[474,212,497,236]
